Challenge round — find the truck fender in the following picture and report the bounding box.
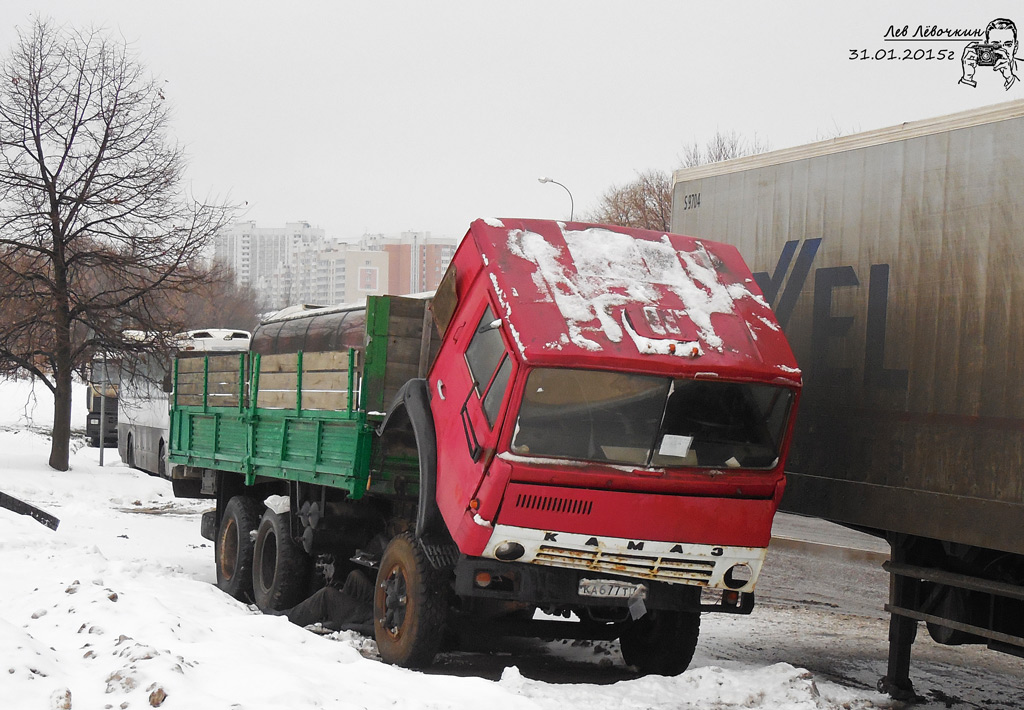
[377,379,444,539]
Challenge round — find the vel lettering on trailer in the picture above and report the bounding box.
[753,240,908,392]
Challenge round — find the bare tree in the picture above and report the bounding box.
[586,169,673,232]
[168,264,266,333]
[679,130,771,168]
[587,131,771,231]
[0,18,235,470]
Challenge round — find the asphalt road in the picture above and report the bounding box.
[421,514,1024,708]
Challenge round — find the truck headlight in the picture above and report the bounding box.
[723,563,753,589]
[494,541,525,561]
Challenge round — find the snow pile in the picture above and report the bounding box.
[498,663,873,709]
[0,381,888,709]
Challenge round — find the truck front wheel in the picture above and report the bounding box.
[374,532,448,668]
[216,495,262,601]
[252,509,310,611]
[619,609,701,676]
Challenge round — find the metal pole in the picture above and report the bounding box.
[98,352,106,467]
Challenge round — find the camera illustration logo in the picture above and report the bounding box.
[960,18,1019,90]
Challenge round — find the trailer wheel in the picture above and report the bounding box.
[619,609,700,676]
[252,509,311,611]
[216,495,262,601]
[925,585,976,645]
[374,532,448,668]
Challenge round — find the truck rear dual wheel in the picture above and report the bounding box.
[216,496,263,601]
[619,609,701,676]
[252,509,311,611]
[374,532,448,668]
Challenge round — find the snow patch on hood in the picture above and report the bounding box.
[506,226,760,353]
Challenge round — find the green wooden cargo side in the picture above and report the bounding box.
[168,294,439,500]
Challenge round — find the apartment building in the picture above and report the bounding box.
[360,231,459,294]
[214,223,458,310]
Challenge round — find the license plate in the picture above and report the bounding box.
[578,579,646,599]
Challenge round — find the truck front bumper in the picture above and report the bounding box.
[480,524,766,594]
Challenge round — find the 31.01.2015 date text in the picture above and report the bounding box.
[849,48,956,61]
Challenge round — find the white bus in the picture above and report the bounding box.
[117,329,251,477]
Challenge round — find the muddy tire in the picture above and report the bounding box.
[374,532,448,668]
[252,509,311,611]
[216,496,262,601]
[620,609,701,676]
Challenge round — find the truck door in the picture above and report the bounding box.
[430,299,515,531]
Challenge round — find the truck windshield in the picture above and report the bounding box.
[510,368,793,469]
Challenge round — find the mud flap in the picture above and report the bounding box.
[200,509,218,541]
[378,379,445,541]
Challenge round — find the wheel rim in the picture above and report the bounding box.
[220,518,239,580]
[381,564,408,637]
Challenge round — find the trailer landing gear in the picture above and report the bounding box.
[878,535,921,702]
[877,611,920,702]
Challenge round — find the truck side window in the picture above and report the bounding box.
[465,305,512,428]
[465,306,504,394]
[482,355,512,427]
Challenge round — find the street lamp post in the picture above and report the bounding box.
[538,176,574,221]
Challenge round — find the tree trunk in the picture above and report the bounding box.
[48,302,73,471]
[48,364,73,471]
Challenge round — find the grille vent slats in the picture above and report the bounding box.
[515,493,593,516]
[535,545,715,585]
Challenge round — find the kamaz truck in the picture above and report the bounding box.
[169,218,801,672]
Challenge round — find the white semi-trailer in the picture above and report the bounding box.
[671,100,1024,699]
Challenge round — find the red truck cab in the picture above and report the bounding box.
[429,218,801,597]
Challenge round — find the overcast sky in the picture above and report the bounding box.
[1,1,1019,239]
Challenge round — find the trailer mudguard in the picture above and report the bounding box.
[378,378,444,539]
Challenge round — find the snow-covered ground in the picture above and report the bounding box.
[0,377,1010,709]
